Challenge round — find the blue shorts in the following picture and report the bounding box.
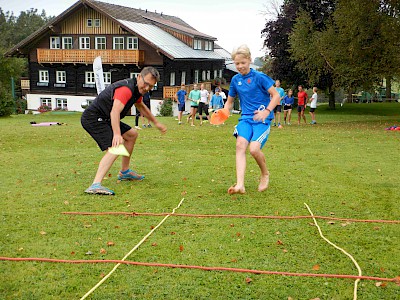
[178,102,185,111]
[233,118,271,149]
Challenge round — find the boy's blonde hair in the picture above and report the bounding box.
[231,44,251,60]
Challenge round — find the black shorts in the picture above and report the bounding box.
[81,111,132,151]
[297,105,305,112]
[283,105,292,111]
[198,102,209,116]
[309,107,316,112]
[274,105,282,113]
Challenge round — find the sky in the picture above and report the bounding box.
[0,0,283,59]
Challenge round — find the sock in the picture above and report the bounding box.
[121,169,130,174]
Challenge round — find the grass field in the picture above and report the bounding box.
[0,103,399,299]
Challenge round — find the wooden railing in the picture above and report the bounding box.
[163,82,212,99]
[37,49,145,64]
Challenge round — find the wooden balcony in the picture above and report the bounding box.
[37,49,145,65]
[163,82,212,99]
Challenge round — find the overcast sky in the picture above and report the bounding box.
[0,0,283,58]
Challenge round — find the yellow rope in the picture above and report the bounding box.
[80,198,185,300]
[304,203,362,300]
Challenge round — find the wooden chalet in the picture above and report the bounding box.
[5,0,225,113]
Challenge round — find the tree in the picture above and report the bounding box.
[261,0,336,92]
[289,0,400,106]
[0,8,51,116]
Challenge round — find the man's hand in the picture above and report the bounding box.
[112,134,124,148]
[155,122,167,134]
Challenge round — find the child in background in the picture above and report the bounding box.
[273,80,285,128]
[210,87,224,111]
[309,86,318,124]
[297,85,308,125]
[175,83,187,125]
[223,44,280,194]
[283,89,294,125]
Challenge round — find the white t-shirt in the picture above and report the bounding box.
[310,92,318,108]
[200,89,209,104]
[219,91,227,100]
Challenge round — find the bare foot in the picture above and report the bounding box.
[258,173,270,192]
[228,184,245,195]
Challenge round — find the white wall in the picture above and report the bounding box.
[26,93,175,116]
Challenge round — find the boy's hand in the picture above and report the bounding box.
[253,109,269,122]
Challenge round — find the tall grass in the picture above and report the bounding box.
[0,103,399,299]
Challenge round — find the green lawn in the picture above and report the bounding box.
[1,103,399,299]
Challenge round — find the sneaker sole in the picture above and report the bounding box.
[85,190,115,195]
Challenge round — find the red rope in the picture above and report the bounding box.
[1,256,398,284]
[61,211,400,224]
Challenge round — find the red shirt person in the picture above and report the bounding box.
[297,85,307,124]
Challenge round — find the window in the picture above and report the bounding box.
[194,70,199,84]
[79,37,90,49]
[40,98,52,108]
[95,37,106,49]
[50,37,60,49]
[103,72,111,85]
[206,70,211,81]
[202,70,206,81]
[219,69,223,78]
[94,19,101,27]
[127,37,138,50]
[87,19,92,27]
[170,72,176,86]
[85,72,95,84]
[193,39,201,50]
[62,37,73,49]
[39,70,49,83]
[56,98,68,109]
[214,70,218,79]
[56,71,66,83]
[113,37,124,50]
[205,41,213,51]
[181,71,186,85]
[130,72,139,79]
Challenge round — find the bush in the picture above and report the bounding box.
[0,85,14,116]
[16,97,27,114]
[158,98,173,116]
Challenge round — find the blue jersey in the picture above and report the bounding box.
[229,69,275,121]
[176,89,187,104]
[283,95,294,105]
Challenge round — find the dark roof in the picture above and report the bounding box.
[4,0,218,58]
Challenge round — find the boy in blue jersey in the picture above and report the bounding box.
[224,45,280,194]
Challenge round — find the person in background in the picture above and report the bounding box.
[283,89,294,125]
[198,83,211,125]
[175,83,187,125]
[81,67,167,195]
[210,87,224,111]
[273,80,285,128]
[134,92,151,129]
[187,84,201,126]
[308,86,318,124]
[297,85,308,125]
[223,44,280,194]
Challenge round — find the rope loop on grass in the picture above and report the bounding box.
[304,202,362,300]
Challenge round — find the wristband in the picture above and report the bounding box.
[265,108,271,114]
